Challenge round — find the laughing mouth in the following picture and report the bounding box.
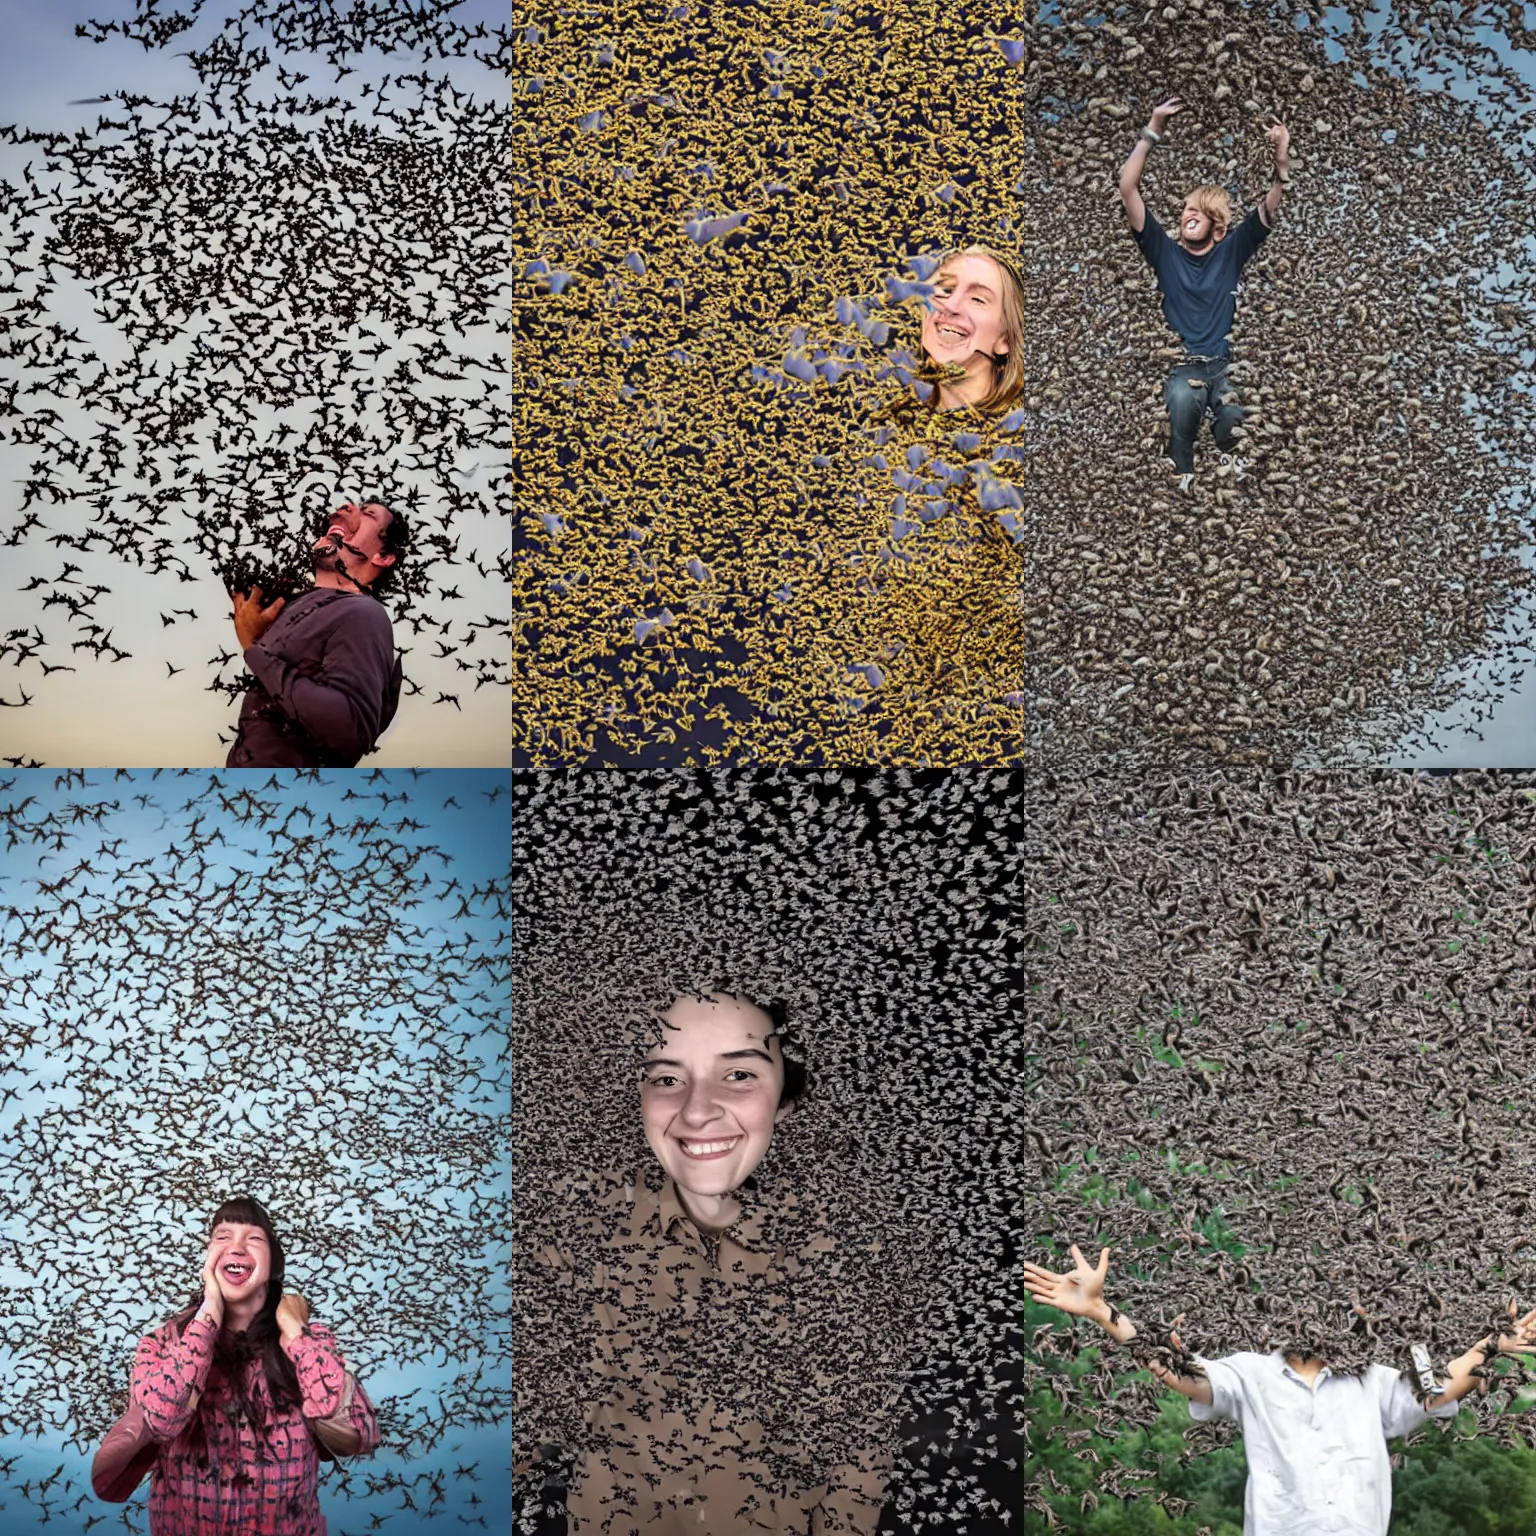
[934,323,968,343]
[678,1136,742,1157]
[222,1262,254,1284]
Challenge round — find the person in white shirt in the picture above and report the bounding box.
[1024,1242,1536,1536]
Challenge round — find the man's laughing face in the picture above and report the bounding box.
[311,501,395,585]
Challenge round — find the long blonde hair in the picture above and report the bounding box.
[915,244,1026,418]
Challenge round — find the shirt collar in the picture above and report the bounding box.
[1275,1350,1333,1387]
[650,1174,771,1252]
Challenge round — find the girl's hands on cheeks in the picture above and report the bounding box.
[276,1292,311,1343]
[199,1246,225,1329]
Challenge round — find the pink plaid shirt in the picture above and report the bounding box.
[131,1311,379,1535]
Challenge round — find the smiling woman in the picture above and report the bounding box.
[526,990,889,1536]
[914,246,1027,417]
[637,992,797,1233]
[93,1196,380,1536]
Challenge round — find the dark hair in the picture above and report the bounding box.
[172,1196,302,1452]
[755,996,809,1109]
[668,989,809,1108]
[366,503,410,600]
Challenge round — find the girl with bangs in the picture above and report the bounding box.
[96,1196,379,1535]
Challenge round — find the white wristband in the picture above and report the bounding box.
[1141,126,1162,145]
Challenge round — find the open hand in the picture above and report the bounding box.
[1149,98,1184,132]
[1023,1242,1110,1318]
[1496,1301,1536,1355]
[230,585,286,651]
[1266,120,1290,161]
[276,1292,311,1342]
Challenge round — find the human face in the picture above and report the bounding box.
[311,501,395,586]
[207,1220,272,1304]
[921,254,1011,371]
[1179,202,1222,251]
[640,995,792,1209]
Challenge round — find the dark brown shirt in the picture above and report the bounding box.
[539,1171,891,1536]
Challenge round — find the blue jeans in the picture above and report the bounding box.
[1164,357,1243,473]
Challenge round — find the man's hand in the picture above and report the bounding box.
[231,585,286,651]
[276,1292,311,1342]
[1149,97,1184,134]
[1146,1320,1190,1388]
[1426,1301,1536,1410]
[1495,1300,1536,1355]
[1262,120,1291,226]
[1024,1242,1110,1319]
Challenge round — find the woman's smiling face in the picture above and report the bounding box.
[920,253,1011,369]
[640,994,791,1210]
[208,1220,272,1304]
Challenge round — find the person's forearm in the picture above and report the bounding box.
[1084,1295,1138,1344]
[1119,136,1152,189]
[344,1375,382,1455]
[1086,1301,1214,1403]
[1264,159,1289,220]
[131,1313,218,1440]
[284,1321,348,1418]
[1428,1335,1496,1408]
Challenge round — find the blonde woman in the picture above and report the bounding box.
[902,244,1026,419]
[837,244,1024,751]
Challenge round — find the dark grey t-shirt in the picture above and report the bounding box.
[1131,207,1270,359]
[226,588,395,767]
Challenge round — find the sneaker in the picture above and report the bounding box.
[1174,471,1194,497]
[1218,452,1249,482]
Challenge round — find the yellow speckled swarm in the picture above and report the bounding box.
[514,2,1026,765]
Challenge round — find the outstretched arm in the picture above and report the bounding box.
[1425,1304,1536,1410]
[1119,98,1183,233]
[1023,1243,1214,1405]
[1260,122,1290,226]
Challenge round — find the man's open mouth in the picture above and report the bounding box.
[677,1136,742,1159]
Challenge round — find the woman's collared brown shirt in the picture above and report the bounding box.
[539,1171,891,1536]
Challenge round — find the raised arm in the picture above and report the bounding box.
[1425,1303,1536,1411]
[131,1313,218,1441]
[1022,1243,1214,1405]
[1119,98,1183,233]
[1260,122,1290,227]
